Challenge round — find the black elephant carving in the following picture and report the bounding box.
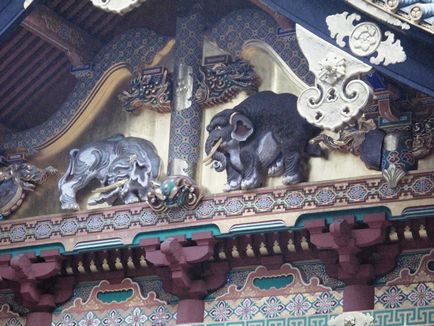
[203,91,322,191]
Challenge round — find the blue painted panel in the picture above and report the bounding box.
[260,0,434,97]
[0,0,39,43]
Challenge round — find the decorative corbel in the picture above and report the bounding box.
[305,213,399,311]
[0,250,74,326]
[296,25,373,131]
[141,232,228,324]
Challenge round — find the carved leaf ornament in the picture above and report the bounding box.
[326,12,406,66]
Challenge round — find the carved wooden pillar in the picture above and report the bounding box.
[21,4,102,66]
[141,232,229,324]
[168,1,205,177]
[0,250,74,326]
[305,213,399,311]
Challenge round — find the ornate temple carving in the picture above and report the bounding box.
[203,91,322,192]
[147,175,203,213]
[195,56,260,107]
[0,154,57,218]
[118,67,172,113]
[58,134,161,210]
[296,25,373,131]
[326,11,406,66]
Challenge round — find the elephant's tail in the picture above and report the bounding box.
[58,149,79,190]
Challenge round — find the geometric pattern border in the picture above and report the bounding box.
[194,306,434,326]
[0,171,433,251]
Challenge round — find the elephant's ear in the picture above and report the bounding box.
[131,158,151,187]
[230,112,253,142]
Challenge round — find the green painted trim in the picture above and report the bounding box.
[253,275,294,290]
[294,206,391,229]
[0,243,65,257]
[97,289,133,303]
[132,224,221,244]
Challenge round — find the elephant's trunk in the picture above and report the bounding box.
[210,151,227,172]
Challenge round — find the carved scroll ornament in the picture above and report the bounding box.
[296,25,373,131]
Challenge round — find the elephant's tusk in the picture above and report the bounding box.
[203,138,223,164]
[92,179,128,193]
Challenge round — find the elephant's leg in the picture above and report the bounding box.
[240,152,263,190]
[59,181,81,210]
[282,151,303,185]
[268,154,284,177]
[118,182,140,204]
[224,164,242,192]
[137,187,149,201]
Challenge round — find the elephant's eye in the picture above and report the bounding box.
[215,126,222,130]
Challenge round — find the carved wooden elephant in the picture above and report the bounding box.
[58,134,160,210]
[203,91,322,192]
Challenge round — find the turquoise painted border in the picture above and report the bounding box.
[195,305,434,325]
[132,224,221,244]
[0,242,65,257]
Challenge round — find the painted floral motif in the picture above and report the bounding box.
[53,314,77,326]
[287,294,312,316]
[149,306,172,324]
[79,312,100,326]
[408,283,434,307]
[5,318,23,326]
[209,301,233,322]
[125,307,147,325]
[378,286,406,309]
[234,298,259,320]
[260,296,285,318]
[313,292,338,314]
[102,310,122,326]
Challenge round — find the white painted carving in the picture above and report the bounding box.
[327,11,406,66]
[349,22,381,56]
[328,311,373,326]
[296,26,372,131]
[326,12,361,47]
[370,31,406,65]
[23,0,34,9]
[318,53,346,85]
[90,0,147,15]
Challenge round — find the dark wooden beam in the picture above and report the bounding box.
[21,4,102,65]
[0,54,67,119]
